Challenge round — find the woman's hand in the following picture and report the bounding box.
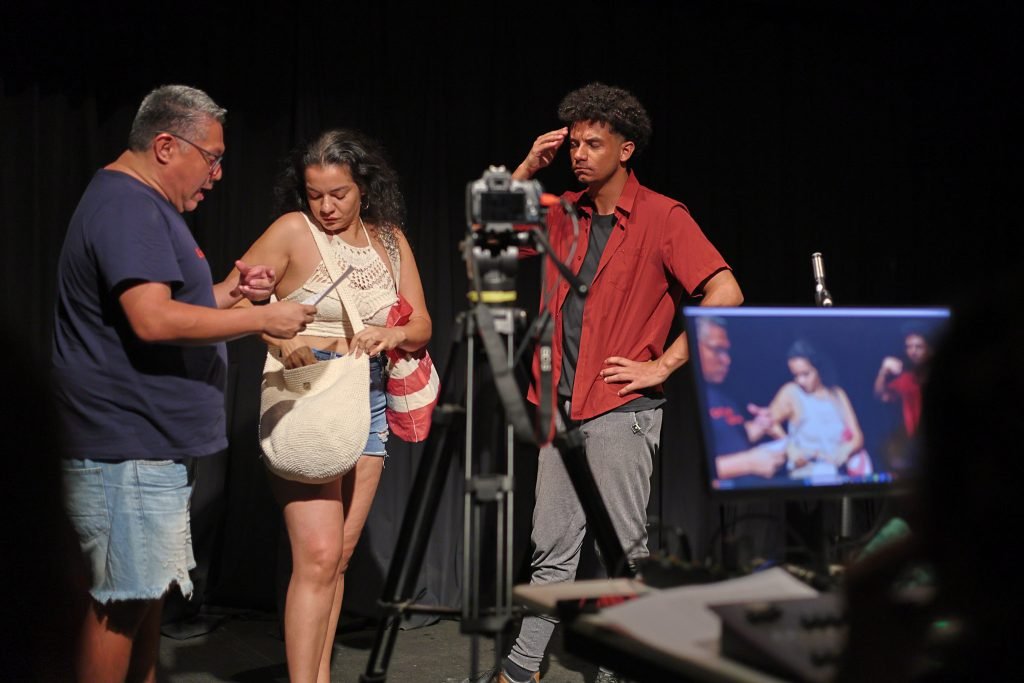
[282,345,318,369]
[265,336,318,369]
[349,325,407,358]
[823,443,858,468]
[787,445,812,469]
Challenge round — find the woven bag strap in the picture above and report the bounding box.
[301,212,365,334]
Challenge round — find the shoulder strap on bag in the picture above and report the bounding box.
[378,225,402,292]
[300,212,365,334]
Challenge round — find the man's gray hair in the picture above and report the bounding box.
[128,85,227,151]
[695,315,728,341]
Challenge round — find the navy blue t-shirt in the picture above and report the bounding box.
[707,384,781,487]
[51,170,228,460]
[706,384,752,456]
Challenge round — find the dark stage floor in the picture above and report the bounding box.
[159,613,599,683]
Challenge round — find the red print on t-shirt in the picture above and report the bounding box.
[709,406,745,426]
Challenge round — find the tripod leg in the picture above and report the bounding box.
[360,321,468,683]
[361,409,463,681]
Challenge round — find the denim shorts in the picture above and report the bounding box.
[311,350,389,457]
[61,458,195,603]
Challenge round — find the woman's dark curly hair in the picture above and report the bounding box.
[273,129,406,234]
[786,339,841,390]
[557,82,652,156]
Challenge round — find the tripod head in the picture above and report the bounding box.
[465,165,588,308]
[464,165,546,305]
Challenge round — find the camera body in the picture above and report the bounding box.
[464,166,548,303]
[466,165,545,228]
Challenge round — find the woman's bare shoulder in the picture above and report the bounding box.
[270,211,310,234]
[252,212,312,250]
[833,386,853,403]
[777,382,799,397]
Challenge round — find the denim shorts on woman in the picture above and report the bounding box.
[61,458,195,603]
[310,350,389,457]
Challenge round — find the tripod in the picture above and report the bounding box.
[359,299,633,683]
[361,171,634,680]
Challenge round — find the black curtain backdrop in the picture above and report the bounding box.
[3,2,1021,619]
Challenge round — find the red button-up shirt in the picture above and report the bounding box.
[528,172,729,421]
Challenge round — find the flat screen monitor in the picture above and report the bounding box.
[683,306,949,499]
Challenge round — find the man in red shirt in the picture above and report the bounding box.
[475,83,743,683]
[874,326,932,438]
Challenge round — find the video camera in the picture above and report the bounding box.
[466,165,546,229]
[464,166,548,304]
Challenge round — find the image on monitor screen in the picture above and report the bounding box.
[683,306,949,498]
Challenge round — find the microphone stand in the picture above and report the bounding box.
[810,253,853,553]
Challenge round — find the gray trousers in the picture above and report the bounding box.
[508,406,661,673]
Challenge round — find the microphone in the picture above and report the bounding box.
[811,252,834,307]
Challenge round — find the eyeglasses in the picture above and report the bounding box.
[700,342,731,358]
[160,131,224,173]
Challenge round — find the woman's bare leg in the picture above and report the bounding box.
[271,476,345,683]
[315,455,385,683]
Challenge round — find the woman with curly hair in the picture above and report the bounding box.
[228,129,430,683]
[769,339,870,479]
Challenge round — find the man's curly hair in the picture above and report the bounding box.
[557,83,652,156]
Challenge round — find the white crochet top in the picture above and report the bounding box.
[280,214,398,337]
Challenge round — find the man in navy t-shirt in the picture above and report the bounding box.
[696,317,785,483]
[52,85,315,683]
